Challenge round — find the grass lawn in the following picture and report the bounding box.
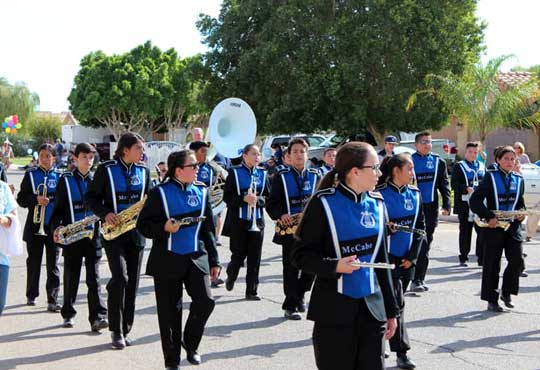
[10,156,33,166]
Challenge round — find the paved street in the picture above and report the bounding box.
[1,167,540,370]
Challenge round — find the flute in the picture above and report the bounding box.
[350,261,395,270]
[387,222,426,237]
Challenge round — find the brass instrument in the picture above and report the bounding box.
[171,216,206,227]
[208,166,227,216]
[247,175,260,232]
[55,215,100,245]
[101,196,147,241]
[387,222,427,237]
[275,213,302,235]
[350,261,395,270]
[474,209,540,230]
[33,177,48,236]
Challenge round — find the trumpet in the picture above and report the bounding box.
[55,215,100,245]
[387,222,427,237]
[34,177,48,236]
[247,175,260,232]
[350,261,395,270]
[275,213,302,235]
[474,209,540,230]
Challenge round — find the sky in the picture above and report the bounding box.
[0,0,539,113]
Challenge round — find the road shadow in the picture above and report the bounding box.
[205,316,286,337]
[432,329,540,353]
[202,338,312,362]
[0,323,102,344]
[407,310,487,329]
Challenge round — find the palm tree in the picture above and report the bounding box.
[406,55,540,142]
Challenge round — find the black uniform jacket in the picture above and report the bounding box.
[222,163,270,237]
[0,162,7,182]
[16,166,60,241]
[451,162,474,214]
[469,168,525,241]
[266,166,320,245]
[50,169,101,250]
[292,185,399,325]
[85,159,150,247]
[136,180,220,279]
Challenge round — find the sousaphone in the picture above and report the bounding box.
[206,97,257,215]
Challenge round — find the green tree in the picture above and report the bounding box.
[28,114,62,144]
[407,55,540,142]
[68,41,196,138]
[197,0,485,142]
[0,77,40,135]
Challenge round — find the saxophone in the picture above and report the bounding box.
[275,213,303,235]
[474,209,540,230]
[101,196,147,241]
[55,215,100,245]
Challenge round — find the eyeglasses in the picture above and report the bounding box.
[360,164,381,171]
[419,140,432,145]
[180,162,199,169]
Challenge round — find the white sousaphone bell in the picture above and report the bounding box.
[206,97,257,215]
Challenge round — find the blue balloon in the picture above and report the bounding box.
[1,122,7,128]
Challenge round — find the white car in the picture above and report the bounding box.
[260,134,326,161]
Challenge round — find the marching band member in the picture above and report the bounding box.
[152,161,168,187]
[267,138,320,320]
[410,132,451,292]
[0,179,20,315]
[85,132,150,349]
[318,148,336,177]
[0,161,7,182]
[470,146,525,312]
[292,142,398,370]
[377,154,424,369]
[451,142,485,266]
[51,143,108,331]
[137,150,220,370]
[17,143,62,311]
[222,144,269,300]
[377,135,398,161]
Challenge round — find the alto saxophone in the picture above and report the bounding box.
[55,215,100,245]
[474,209,540,230]
[275,213,302,235]
[101,196,147,241]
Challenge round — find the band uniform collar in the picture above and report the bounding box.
[119,157,132,172]
[241,161,254,172]
[291,165,305,177]
[338,182,363,203]
[74,169,91,180]
[415,151,431,158]
[389,181,407,193]
[171,177,189,190]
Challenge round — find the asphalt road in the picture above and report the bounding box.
[1,167,540,370]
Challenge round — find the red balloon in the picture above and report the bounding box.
[13,115,18,124]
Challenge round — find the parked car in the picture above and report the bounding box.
[260,134,327,161]
[398,136,457,172]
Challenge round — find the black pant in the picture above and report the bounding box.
[281,239,314,311]
[457,211,484,263]
[25,234,60,304]
[104,240,144,335]
[389,277,410,354]
[61,239,107,323]
[313,299,386,370]
[481,230,523,302]
[414,203,438,283]
[226,225,263,295]
[154,264,215,368]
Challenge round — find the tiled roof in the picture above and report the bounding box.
[497,71,533,87]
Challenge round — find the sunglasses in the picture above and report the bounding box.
[180,162,200,169]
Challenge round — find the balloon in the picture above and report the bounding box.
[1,122,6,128]
[16,123,22,129]
[11,129,16,134]
[5,127,10,133]
[13,115,18,124]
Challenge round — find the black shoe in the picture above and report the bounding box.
[384,351,390,359]
[165,366,179,370]
[397,354,416,369]
[47,303,61,312]
[211,278,224,288]
[111,333,126,350]
[91,318,109,332]
[124,335,133,346]
[421,282,430,291]
[297,302,307,313]
[27,298,36,306]
[245,294,261,301]
[181,341,201,365]
[501,295,515,309]
[284,309,302,320]
[216,240,223,247]
[62,318,75,328]
[225,278,234,291]
[411,281,425,293]
[523,252,528,258]
[520,271,529,278]
[487,301,504,312]
[459,261,468,267]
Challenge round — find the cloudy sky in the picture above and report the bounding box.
[0,0,537,112]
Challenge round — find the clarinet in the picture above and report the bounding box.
[387,222,427,237]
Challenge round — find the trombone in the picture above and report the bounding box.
[34,177,48,236]
[247,175,260,232]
